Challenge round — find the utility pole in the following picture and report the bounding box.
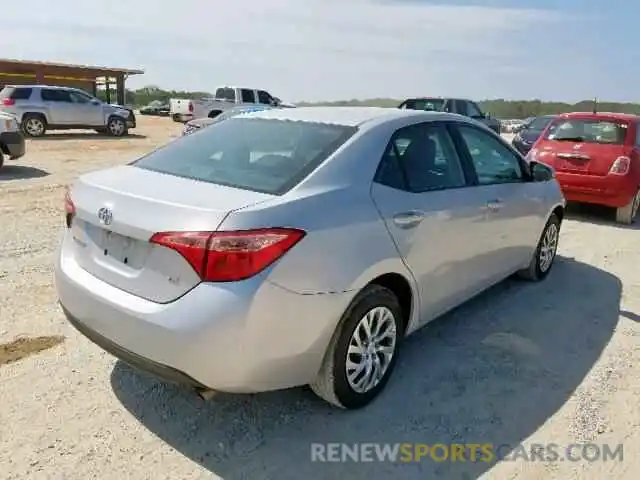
[592,97,598,113]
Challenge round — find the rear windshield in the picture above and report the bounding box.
[545,119,629,144]
[527,116,554,131]
[215,88,236,102]
[404,98,446,111]
[0,87,32,100]
[133,117,357,195]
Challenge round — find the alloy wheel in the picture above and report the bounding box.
[25,118,44,136]
[539,223,559,273]
[346,306,397,394]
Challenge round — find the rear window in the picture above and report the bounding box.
[215,88,236,102]
[0,87,32,100]
[527,116,554,131]
[133,117,357,195]
[403,98,446,111]
[545,119,629,145]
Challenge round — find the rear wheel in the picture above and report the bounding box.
[615,189,640,225]
[22,114,47,137]
[310,284,403,409]
[517,213,561,281]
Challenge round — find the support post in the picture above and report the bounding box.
[91,80,98,97]
[105,77,111,104]
[115,73,125,106]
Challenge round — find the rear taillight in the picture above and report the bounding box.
[150,228,305,282]
[188,102,194,113]
[1,98,15,106]
[64,189,75,228]
[609,156,631,175]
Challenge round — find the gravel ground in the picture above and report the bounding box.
[0,119,638,479]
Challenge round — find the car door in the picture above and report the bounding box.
[370,121,493,326]
[68,90,103,126]
[452,123,545,279]
[40,88,76,125]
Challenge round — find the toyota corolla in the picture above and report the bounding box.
[55,107,565,409]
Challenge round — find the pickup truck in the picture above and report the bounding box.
[169,86,283,123]
[398,97,501,134]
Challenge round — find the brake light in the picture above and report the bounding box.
[150,228,305,282]
[1,98,15,106]
[64,188,76,228]
[188,102,194,113]
[609,156,630,175]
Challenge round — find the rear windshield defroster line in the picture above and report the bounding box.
[132,117,358,195]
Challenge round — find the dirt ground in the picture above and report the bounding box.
[0,117,638,479]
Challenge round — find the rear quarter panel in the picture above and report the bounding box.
[217,185,415,295]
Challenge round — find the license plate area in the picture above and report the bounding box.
[556,153,590,172]
[95,227,148,269]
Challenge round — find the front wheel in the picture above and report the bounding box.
[106,116,127,137]
[310,284,403,409]
[22,114,47,137]
[615,189,640,225]
[517,213,561,281]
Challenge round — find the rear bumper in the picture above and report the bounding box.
[55,232,353,393]
[0,130,25,159]
[555,172,638,208]
[171,113,193,123]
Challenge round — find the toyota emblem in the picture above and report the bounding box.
[97,207,113,225]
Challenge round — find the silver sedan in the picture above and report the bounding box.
[55,107,565,409]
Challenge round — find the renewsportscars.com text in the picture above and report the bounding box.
[310,442,624,463]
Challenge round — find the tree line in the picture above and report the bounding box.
[117,85,640,119]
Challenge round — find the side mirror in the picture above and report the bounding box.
[530,161,554,182]
[91,99,101,105]
[271,97,281,106]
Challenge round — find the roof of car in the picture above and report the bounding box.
[558,112,640,121]
[239,106,430,127]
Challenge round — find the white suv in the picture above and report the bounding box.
[0,85,136,137]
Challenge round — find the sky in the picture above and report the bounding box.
[0,0,637,103]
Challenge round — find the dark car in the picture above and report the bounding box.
[511,115,557,155]
[139,100,170,116]
[398,97,501,134]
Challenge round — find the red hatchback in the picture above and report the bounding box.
[527,112,640,224]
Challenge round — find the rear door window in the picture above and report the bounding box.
[41,89,73,102]
[133,118,357,195]
[240,89,256,103]
[545,119,629,145]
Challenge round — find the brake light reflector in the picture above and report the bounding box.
[609,156,630,175]
[1,98,15,106]
[64,188,76,228]
[150,228,305,282]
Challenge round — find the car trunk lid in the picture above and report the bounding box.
[67,165,273,303]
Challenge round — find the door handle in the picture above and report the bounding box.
[393,210,425,229]
[485,199,503,211]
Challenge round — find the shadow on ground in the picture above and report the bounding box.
[111,256,621,479]
[565,202,639,230]
[0,165,50,180]
[29,132,147,141]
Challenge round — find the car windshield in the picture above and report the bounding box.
[545,119,629,144]
[133,117,357,195]
[527,116,554,131]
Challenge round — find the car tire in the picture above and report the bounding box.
[310,284,403,409]
[615,189,640,225]
[21,114,47,138]
[517,213,561,281]
[106,116,127,137]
